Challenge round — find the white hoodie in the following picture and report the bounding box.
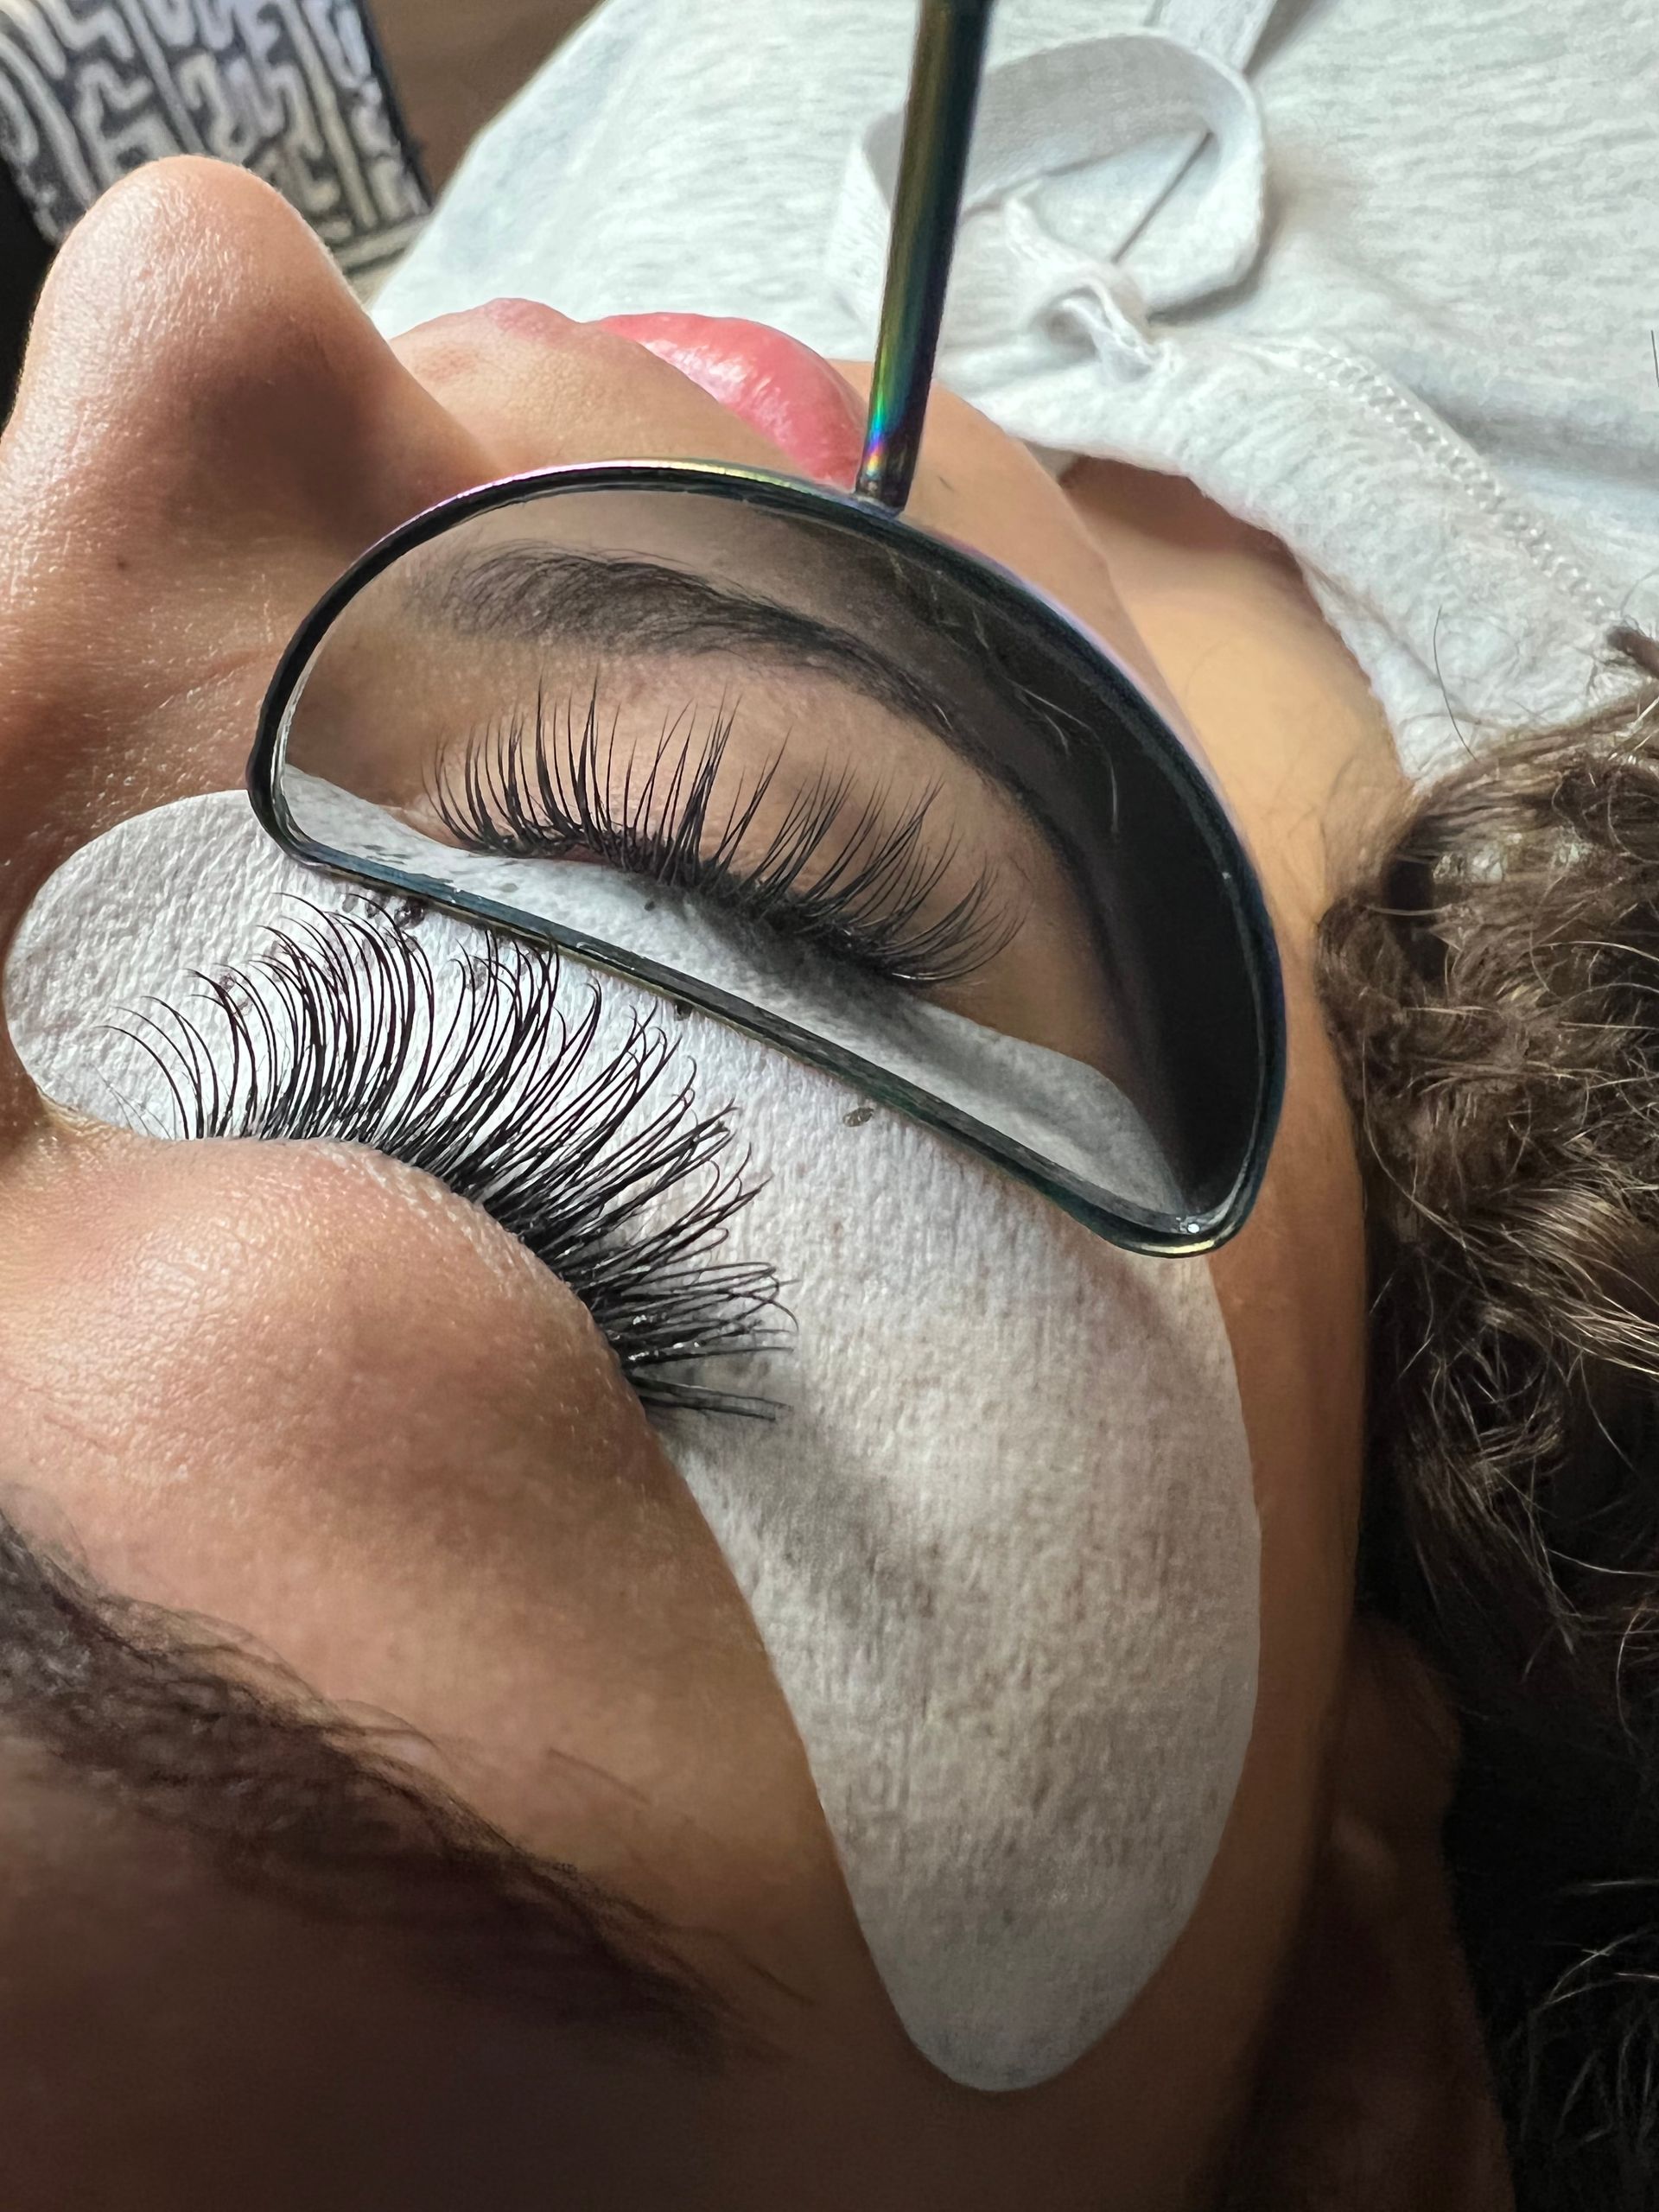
[376,0,1659,785]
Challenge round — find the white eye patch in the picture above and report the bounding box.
[281,766,1183,1216]
[4,793,1260,2093]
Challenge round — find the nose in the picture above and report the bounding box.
[3,159,487,557]
[0,159,497,982]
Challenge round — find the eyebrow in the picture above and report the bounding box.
[0,1504,730,2067]
[423,542,965,743]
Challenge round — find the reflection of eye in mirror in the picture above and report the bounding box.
[425,699,1027,1000]
[269,474,1274,1239]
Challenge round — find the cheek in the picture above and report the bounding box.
[0,162,498,957]
[1209,958,1367,1602]
[1199,957,1369,1990]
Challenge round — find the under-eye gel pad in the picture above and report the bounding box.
[5,792,1260,2093]
[282,768,1182,1216]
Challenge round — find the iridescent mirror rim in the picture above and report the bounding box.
[246,460,1286,1257]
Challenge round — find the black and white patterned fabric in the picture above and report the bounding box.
[0,0,430,283]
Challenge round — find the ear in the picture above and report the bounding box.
[1223,1621,1515,2211]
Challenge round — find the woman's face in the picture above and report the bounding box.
[0,162,1369,2209]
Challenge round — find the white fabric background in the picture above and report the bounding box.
[377,0,1659,783]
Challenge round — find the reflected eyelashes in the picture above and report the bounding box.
[428,687,1020,990]
[117,908,791,1420]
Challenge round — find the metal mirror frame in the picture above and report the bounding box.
[247,457,1285,1256]
[245,0,1285,1253]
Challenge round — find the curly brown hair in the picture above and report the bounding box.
[1318,630,1659,2211]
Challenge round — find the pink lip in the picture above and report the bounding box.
[594,313,867,488]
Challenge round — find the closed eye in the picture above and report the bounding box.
[117,906,790,1421]
[425,683,1022,990]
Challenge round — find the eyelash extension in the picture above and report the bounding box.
[429,686,1021,989]
[118,906,790,1420]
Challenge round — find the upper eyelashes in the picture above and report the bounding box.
[427,687,1020,990]
[116,906,790,1421]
